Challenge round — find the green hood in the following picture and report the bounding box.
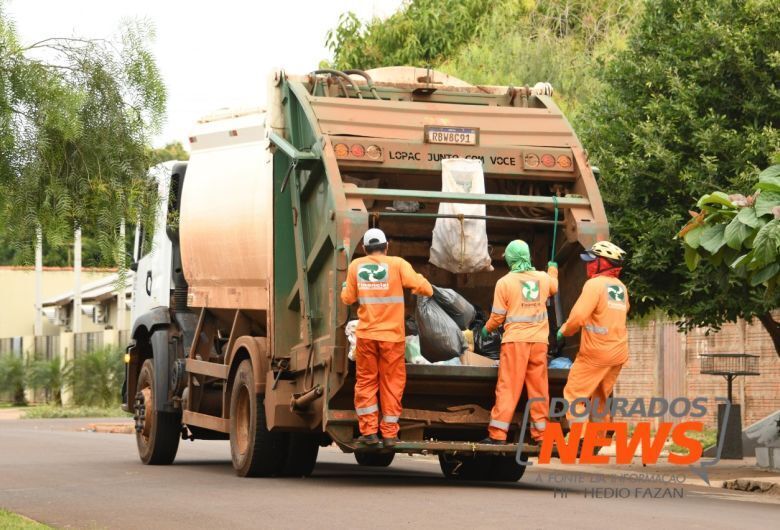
[505,240,535,273]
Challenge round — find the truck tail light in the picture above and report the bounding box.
[350,144,365,157]
[541,154,556,167]
[557,155,572,168]
[366,145,382,160]
[334,143,349,158]
[524,154,539,168]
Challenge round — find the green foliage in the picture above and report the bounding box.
[22,404,129,419]
[326,0,640,126]
[582,0,780,336]
[327,0,495,70]
[68,346,124,407]
[148,141,189,166]
[25,356,70,405]
[0,355,26,405]
[0,7,165,266]
[443,0,639,124]
[681,166,780,292]
[0,510,51,530]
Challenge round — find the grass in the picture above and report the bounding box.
[669,427,719,455]
[0,509,50,529]
[22,404,131,419]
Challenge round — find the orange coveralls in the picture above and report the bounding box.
[485,266,558,441]
[341,255,432,437]
[561,275,630,424]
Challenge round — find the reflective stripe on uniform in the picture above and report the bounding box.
[382,415,399,423]
[585,324,608,335]
[532,421,547,431]
[356,404,379,416]
[358,296,405,305]
[506,312,548,323]
[491,306,507,315]
[489,419,510,430]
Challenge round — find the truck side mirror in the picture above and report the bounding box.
[129,261,139,272]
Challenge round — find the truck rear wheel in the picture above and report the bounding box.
[229,360,288,477]
[282,433,320,477]
[135,359,181,465]
[486,454,527,482]
[355,451,395,467]
[438,454,489,480]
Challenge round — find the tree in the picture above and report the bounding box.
[679,164,780,353]
[581,0,780,352]
[148,141,189,166]
[326,0,640,126]
[0,7,165,266]
[326,0,495,71]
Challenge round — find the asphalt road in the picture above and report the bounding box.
[1,418,777,529]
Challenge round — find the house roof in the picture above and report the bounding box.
[42,272,133,307]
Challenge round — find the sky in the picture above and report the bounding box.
[6,0,403,147]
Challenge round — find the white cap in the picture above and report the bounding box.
[363,228,387,246]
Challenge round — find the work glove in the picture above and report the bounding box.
[556,327,564,342]
[548,261,558,269]
[480,326,490,339]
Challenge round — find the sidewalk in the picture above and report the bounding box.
[536,455,780,494]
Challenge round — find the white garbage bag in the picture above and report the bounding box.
[429,158,493,273]
[346,320,358,361]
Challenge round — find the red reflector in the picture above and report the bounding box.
[351,144,365,157]
[188,136,197,143]
[229,130,238,137]
[541,154,555,167]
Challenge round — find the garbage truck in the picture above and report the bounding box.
[123,67,609,481]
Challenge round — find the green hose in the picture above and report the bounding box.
[551,195,559,261]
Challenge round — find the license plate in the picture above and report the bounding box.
[425,126,479,146]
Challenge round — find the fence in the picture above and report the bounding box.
[33,335,60,361]
[73,331,104,356]
[0,336,23,357]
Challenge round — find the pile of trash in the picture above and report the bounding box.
[410,286,498,366]
[345,286,500,367]
[346,285,575,370]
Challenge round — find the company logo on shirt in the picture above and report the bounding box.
[357,263,389,290]
[607,285,625,303]
[522,280,540,301]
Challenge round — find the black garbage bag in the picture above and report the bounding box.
[405,315,419,336]
[475,326,502,360]
[415,295,467,362]
[432,286,476,330]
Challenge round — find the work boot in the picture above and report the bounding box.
[382,436,400,448]
[479,437,506,445]
[357,433,380,445]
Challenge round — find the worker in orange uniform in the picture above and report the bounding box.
[341,228,433,448]
[558,241,629,430]
[481,239,558,444]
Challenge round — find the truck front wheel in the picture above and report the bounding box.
[135,359,181,465]
[229,360,288,477]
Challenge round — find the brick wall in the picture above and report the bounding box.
[613,313,780,429]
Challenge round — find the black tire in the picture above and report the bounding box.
[355,451,395,467]
[486,454,527,482]
[438,454,490,480]
[282,433,320,477]
[229,360,288,477]
[135,359,181,465]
